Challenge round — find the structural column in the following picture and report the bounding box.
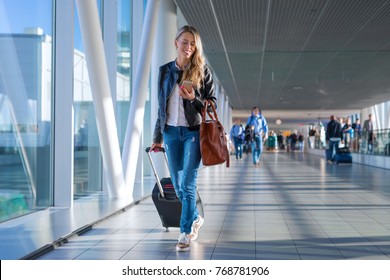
[224,92,230,129]
[102,0,118,193]
[75,0,125,197]
[122,0,161,194]
[53,0,74,206]
[149,0,177,179]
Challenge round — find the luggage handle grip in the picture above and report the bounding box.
[145,146,165,153]
[145,146,170,197]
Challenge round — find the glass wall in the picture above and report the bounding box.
[73,0,103,198]
[0,0,53,221]
[308,101,390,157]
[358,101,390,155]
[117,0,132,149]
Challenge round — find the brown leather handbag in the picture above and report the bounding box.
[200,99,230,167]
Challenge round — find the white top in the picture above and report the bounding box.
[166,83,189,127]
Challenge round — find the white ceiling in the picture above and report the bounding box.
[174,0,390,129]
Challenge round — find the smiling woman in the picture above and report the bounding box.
[151,25,217,252]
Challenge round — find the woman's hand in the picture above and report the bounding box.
[179,86,195,101]
[150,143,163,152]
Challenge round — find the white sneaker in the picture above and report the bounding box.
[176,233,191,252]
[189,216,204,241]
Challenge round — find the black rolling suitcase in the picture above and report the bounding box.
[146,147,204,230]
[336,147,352,164]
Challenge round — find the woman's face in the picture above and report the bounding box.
[175,32,196,61]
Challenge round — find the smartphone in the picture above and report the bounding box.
[181,80,193,91]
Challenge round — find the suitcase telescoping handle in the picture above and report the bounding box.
[145,146,170,198]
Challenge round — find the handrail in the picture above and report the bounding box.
[309,128,390,156]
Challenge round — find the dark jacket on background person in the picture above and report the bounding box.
[153,61,217,144]
[326,119,342,141]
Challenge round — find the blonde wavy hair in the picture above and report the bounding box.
[175,25,205,89]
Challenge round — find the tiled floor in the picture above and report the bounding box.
[35,151,390,260]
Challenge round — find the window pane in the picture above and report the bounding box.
[117,0,131,150]
[0,0,53,222]
[73,0,103,198]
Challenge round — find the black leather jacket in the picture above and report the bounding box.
[326,120,342,141]
[153,61,217,144]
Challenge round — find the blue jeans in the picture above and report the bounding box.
[233,137,243,159]
[326,140,340,161]
[163,125,201,234]
[298,141,304,151]
[251,136,263,164]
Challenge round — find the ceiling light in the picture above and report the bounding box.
[318,89,328,95]
[292,86,303,90]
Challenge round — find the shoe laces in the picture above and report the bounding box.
[178,233,189,243]
[193,217,202,230]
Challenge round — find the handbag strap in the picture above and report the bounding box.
[202,99,219,122]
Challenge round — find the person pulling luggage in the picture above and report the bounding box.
[151,25,217,252]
